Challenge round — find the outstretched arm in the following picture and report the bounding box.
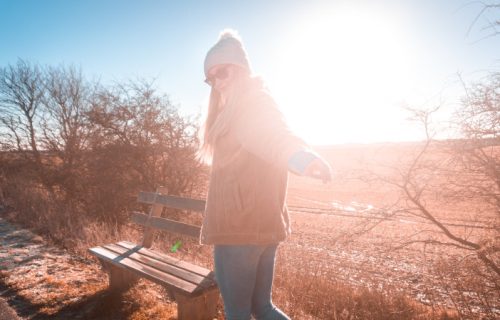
[288,150,332,183]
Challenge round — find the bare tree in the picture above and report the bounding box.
[0,59,55,193]
[452,72,500,272]
[83,79,204,222]
[0,59,44,159]
[385,103,499,274]
[467,1,500,40]
[0,60,204,229]
[40,65,94,201]
[366,73,500,317]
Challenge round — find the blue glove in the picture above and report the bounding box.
[288,150,332,183]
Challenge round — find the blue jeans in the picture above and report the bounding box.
[214,244,291,320]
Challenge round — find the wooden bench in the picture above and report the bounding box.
[89,187,218,320]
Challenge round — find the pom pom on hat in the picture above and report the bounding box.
[204,29,251,77]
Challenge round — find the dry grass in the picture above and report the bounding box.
[0,142,498,319]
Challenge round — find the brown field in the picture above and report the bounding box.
[277,142,499,318]
[0,141,498,319]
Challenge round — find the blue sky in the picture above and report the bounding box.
[1,0,499,145]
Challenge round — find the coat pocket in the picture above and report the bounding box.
[225,179,243,212]
[223,178,253,228]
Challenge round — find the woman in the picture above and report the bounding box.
[199,29,332,320]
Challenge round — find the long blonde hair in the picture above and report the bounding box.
[198,67,258,164]
[198,87,222,164]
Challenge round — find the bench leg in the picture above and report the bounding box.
[107,264,138,293]
[174,289,219,320]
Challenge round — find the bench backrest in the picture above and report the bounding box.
[132,188,206,248]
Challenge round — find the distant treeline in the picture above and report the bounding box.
[0,59,206,235]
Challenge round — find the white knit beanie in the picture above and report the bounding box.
[204,29,251,77]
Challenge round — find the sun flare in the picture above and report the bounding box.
[268,5,418,144]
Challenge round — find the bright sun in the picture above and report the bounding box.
[267,5,419,145]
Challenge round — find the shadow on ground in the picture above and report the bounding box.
[0,215,146,320]
[0,280,142,320]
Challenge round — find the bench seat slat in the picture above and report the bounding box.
[138,192,206,212]
[117,241,212,277]
[102,243,214,289]
[131,212,201,238]
[89,246,202,295]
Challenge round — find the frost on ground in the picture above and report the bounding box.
[0,217,181,320]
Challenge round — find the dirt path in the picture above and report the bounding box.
[0,217,109,319]
[0,217,204,319]
[0,297,19,320]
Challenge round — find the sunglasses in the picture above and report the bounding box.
[204,67,229,86]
